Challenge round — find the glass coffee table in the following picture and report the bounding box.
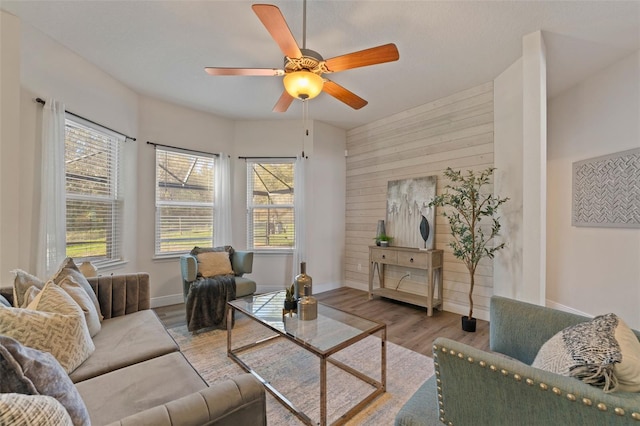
[227,291,386,426]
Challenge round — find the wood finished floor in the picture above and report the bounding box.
[153,287,490,358]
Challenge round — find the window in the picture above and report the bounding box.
[246,160,295,250]
[65,118,124,264]
[155,148,215,256]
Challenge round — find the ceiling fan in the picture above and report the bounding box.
[204,2,400,112]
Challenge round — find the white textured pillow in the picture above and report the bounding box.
[197,251,234,277]
[58,276,101,337]
[532,313,640,392]
[0,394,73,426]
[52,258,103,322]
[0,282,95,373]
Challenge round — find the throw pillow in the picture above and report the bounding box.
[22,285,42,307]
[58,275,102,337]
[0,394,73,426]
[196,251,234,277]
[12,269,45,308]
[191,246,234,276]
[51,257,103,322]
[612,318,640,392]
[0,335,90,426]
[532,313,639,392]
[0,282,95,373]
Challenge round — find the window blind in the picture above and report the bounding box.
[246,160,295,250]
[65,118,123,263]
[155,148,215,255]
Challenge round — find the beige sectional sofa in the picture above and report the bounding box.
[1,273,266,426]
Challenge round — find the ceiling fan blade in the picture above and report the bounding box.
[252,4,302,59]
[324,43,399,72]
[205,67,284,76]
[323,80,368,110]
[273,91,295,113]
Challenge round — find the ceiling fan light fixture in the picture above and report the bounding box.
[283,70,324,100]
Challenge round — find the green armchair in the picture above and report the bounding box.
[395,296,640,426]
[180,251,256,301]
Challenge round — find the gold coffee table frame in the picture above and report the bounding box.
[227,291,386,426]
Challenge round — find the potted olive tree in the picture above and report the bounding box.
[429,167,508,332]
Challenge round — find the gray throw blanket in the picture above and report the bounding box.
[186,274,236,332]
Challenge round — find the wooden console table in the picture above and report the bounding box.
[368,246,443,316]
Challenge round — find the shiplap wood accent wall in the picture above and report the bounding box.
[344,82,495,319]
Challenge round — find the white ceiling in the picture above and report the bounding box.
[2,0,639,130]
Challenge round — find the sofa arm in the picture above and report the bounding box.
[232,251,253,277]
[106,374,266,426]
[87,273,150,319]
[433,337,640,425]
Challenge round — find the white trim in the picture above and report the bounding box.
[545,299,593,318]
[150,293,184,308]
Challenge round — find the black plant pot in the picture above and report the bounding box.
[461,316,477,332]
[284,300,297,311]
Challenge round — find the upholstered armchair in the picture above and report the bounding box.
[180,250,256,302]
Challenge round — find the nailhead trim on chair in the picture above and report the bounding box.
[432,344,640,423]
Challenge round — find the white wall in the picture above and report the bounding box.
[3,16,346,306]
[136,95,235,305]
[494,58,524,298]
[547,50,640,328]
[233,119,346,294]
[494,31,547,305]
[0,11,22,286]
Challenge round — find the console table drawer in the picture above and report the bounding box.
[397,251,429,268]
[370,248,397,264]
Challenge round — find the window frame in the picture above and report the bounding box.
[246,159,295,252]
[154,147,216,258]
[64,117,124,266]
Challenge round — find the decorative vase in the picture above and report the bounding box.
[297,284,317,321]
[294,262,312,299]
[78,261,97,278]
[380,240,389,247]
[375,220,386,246]
[461,316,477,332]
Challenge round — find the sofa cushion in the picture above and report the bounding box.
[59,275,101,337]
[0,282,95,373]
[52,257,103,322]
[0,394,73,426]
[69,309,179,382]
[532,313,640,392]
[236,276,257,297]
[75,352,208,426]
[0,335,90,426]
[197,251,234,277]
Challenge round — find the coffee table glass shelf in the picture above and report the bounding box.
[227,291,386,426]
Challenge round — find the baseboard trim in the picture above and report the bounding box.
[545,299,592,318]
[150,293,184,308]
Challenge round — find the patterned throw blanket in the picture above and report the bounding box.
[185,275,236,332]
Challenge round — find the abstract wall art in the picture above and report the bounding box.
[386,176,437,249]
[572,147,640,228]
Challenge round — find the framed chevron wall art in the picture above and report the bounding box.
[572,148,640,228]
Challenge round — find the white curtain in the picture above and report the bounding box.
[214,153,232,247]
[37,98,66,278]
[292,154,306,278]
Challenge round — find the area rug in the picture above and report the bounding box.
[169,316,434,425]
